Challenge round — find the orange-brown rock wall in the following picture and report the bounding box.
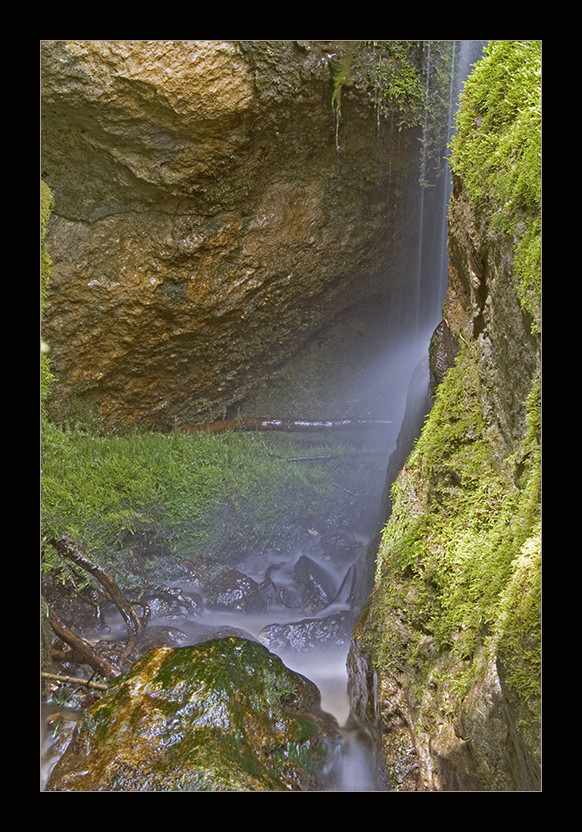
[41,40,424,430]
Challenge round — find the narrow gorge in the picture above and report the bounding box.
[41,40,541,792]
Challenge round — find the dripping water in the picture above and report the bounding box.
[413,40,487,337]
[435,40,457,308]
[435,40,487,309]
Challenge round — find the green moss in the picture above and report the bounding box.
[450,40,541,334]
[360,46,542,746]
[373,341,540,692]
[41,420,386,581]
[366,40,426,129]
[331,46,354,120]
[48,638,331,791]
[450,41,541,210]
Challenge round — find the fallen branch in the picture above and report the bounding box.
[178,417,393,434]
[284,451,378,462]
[48,611,121,680]
[41,671,109,692]
[331,481,356,495]
[50,532,143,640]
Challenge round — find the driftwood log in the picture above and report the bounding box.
[178,418,393,434]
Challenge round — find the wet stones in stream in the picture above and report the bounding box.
[43,534,366,790]
[45,637,342,792]
[259,610,357,655]
[196,546,364,656]
[267,555,338,614]
[204,568,273,613]
[202,554,344,618]
[138,586,203,619]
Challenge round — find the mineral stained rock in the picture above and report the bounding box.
[41,40,422,429]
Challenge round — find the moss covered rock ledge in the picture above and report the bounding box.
[347,41,541,791]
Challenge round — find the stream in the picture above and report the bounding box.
[41,326,432,791]
[93,330,431,791]
[147,584,376,790]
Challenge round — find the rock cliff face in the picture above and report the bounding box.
[348,41,541,791]
[41,41,541,792]
[41,40,427,430]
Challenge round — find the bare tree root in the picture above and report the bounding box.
[48,611,121,680]
[41,671,109,692]
[50,532,144,639]
[47,532,151,674]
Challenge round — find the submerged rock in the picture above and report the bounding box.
[45,637,340,792]
[260,611,356,655]
[133,625,190,655]
[292,555,337,613]
[138,587,203,619]
[204,568,269,613]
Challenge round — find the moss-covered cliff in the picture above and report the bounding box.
[348,40,541,791]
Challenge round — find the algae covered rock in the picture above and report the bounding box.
[45,636,340,791]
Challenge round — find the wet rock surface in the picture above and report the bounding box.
[205,569,268,613]
[42,521,373,790]
[40,40,421,430]
[259,611,356,655]
[45,637,341,792]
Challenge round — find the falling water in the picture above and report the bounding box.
[184,42,488,793]
[412,40,487,338]
[414,40,432,337]
[298,42,488,790]
[259,41,490,791]
[436,40,488,308]
[435,41,457,307]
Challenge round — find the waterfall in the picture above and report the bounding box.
[413,40,487,339]
[436,41,487,309]
[341,41,490,789]
[414,40,432,338]
[436,41,456,308]
[42,41,490,794]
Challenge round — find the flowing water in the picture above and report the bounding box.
[86,325,434,791]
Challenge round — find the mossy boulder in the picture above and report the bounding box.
[45,637,340,791]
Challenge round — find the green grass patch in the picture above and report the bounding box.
[41,420,387,581]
